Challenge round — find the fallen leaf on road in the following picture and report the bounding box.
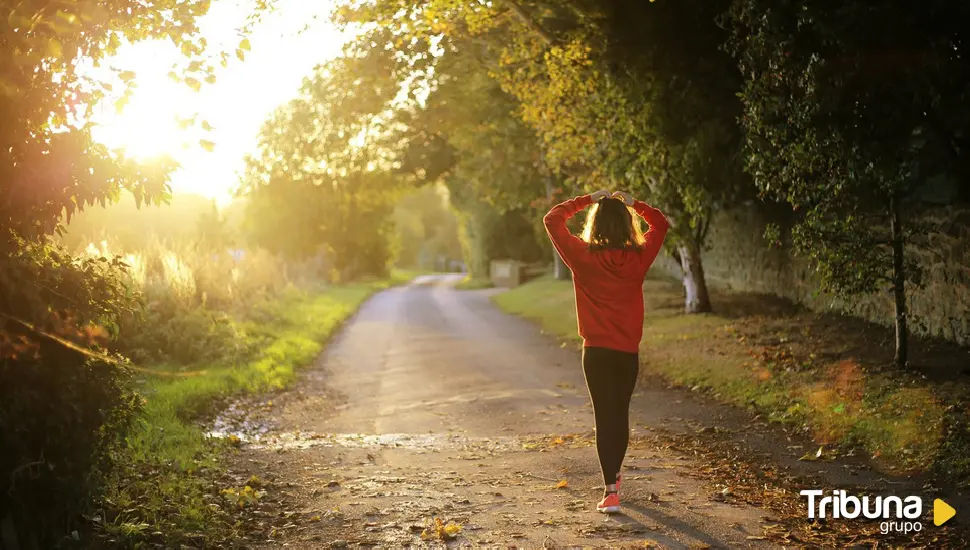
[555,480,569,489]
[221,485,262,509]
[421,517,462,541]
[798,446,823,461]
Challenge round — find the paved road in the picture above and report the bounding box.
[233,275,774,548]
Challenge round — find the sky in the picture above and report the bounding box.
[90,0,351,205]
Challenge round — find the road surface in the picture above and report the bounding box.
[221,274,791,548]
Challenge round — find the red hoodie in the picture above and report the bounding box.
[543,194,670,353]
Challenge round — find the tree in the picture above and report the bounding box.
[336,0,750,312]
[0,1,255,542]
[60,192,219,251]
[392,184,463,269]
[240,47,412,280]
[405,35,557,279]
[0,1,236,248]
[496,0,750,312]
[727,0,970,366]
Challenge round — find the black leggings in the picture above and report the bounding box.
[582,346,639,486]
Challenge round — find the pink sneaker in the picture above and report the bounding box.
[597,492,620,513]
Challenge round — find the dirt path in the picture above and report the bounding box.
[218,275,774,548]
[217,275,965,548]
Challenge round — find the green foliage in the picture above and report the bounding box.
[195,201,236,251]
[59,193,227,252]
[335,0,750,311]
[241,51,408,280]
[413,35,549,212]
[393,184,463,269]
[503,0,748,247]
[0,1,218,251]
[0,0,244,539]
[726,0,963,296]
[0,242,141,545]
[452,194,546,279]
[455,276,494,290]
[0,348,138,547]
[98,284,383,546]
[72,237,289,366]
[726,0,970,361]
[123,307,247,366]
[0,237,140,335]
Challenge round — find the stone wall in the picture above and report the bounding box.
[653,202,970,346]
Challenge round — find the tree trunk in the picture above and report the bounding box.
[543,167,571,281]
[890,193,908,367]
[552,251,571,280]
[678,242,712,314]
[465,216,490,280]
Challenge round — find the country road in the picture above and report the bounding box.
[218,275,777,548]
[218,274,961,548]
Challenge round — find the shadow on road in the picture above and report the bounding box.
[622,502,729,549]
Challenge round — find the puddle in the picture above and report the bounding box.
[208,399,275,440]
[209,430,524,452]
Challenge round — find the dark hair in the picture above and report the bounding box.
[581,197,645,251]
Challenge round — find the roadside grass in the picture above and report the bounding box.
[494,275,969,484]
[98,280,393,546]
[454,275,493,290]
[388,267,444,285]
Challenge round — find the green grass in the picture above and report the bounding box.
[100,281,391,545]
[125,285,375,465]
[454,275,494,290]
[494,275,958,480]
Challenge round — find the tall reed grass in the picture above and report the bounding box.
[80,237,296,366]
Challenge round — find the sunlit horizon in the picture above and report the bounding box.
[89,0,352,206]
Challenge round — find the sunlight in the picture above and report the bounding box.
[91,41,197,160]
[88,0,351,204]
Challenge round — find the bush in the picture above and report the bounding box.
[120,306,249,366]
[0,346,138,547]
[0,234,302,545]
[0,240,139,547]
[83,239,291,367]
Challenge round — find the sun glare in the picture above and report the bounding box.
[91,43,197,161]
[87,0,350,204]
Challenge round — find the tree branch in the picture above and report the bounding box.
[503,0,559,47]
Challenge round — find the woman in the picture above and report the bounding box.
[543,189,669,514]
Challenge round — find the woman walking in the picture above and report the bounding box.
[543,189,669,514]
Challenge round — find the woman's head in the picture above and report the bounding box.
[581,197,645,251]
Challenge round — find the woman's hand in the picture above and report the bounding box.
[590,189,611,202]
[612,190,635,206]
